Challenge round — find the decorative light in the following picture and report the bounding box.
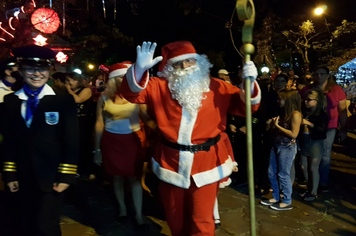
[6,8,21,19]
[31,8,60,34]
[261,66,269,73]
[33,34,48,46]
[88,64,94,70]
[0,38,6,41]
[314,7,324,15]
[8,17,15,30]
[56,52,69,63]
[0,22,14,38]
[73,69,82,74]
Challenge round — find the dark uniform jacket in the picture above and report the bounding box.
[1,84,79,192]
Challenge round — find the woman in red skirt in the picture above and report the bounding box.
[93,62,156,227]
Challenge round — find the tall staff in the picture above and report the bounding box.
[236,1,256,235]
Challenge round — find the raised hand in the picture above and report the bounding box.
[136,42,163,72]
[242,61,258,81]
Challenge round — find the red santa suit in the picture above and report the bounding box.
[122,70,260,233]
[121,40,261,236]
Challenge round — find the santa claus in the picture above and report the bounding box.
[121,41,260,236]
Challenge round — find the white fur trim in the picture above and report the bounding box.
[176,106,197,178]
[192,156,234,188]
[109,68,128,79]
[151,155,235,189]
[239,81,261,105]
[219,177,232,188]
[126,65,149,93]
[251,81,261,105]
[152,157,191,189]
[167,53,198,64]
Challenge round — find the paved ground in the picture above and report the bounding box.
[23,133,356,235]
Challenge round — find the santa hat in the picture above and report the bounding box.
[109,61,133,79]
[158,41,198,72]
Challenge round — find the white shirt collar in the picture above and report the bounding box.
[15,83,56,100]
[0,80,12,91]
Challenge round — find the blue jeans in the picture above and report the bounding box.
[268,144,297,205]
[319,128,337,186]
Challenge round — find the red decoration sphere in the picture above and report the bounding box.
[31,8,60,34]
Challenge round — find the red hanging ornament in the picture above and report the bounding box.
[31,8,60,34]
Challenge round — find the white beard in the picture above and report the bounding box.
[159,55,212,118]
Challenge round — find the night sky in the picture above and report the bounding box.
[107,0,356,72]
[62,0,356,74]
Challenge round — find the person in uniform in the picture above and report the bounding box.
[121,41,261,236]
[1,45,79,236]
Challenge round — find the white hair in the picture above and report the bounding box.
[159,54,213,117]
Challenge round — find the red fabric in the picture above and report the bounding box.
[121,74,260,188]
[300,85,347,129]
[220,132,235,162]
[101,129,145,177]
[159,180,219,236]
[109,63,127,72]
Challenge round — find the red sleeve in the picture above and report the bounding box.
[335,85,347,101]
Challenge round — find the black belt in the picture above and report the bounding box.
[161,134,221,153]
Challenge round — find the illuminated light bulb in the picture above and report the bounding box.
[74,69,82,74]
[56,52,69,63]
[33,34,48,46]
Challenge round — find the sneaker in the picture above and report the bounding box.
[270,203,293,211]
[319,185,329,193]
[303,193,317,202]
[260,199,278,206]
[299,190,308,198]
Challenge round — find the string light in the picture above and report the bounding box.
[8,17,15,30]
[0,22,14,38]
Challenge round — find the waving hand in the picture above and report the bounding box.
[135,42,163,83]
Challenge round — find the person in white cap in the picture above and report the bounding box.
[121,41,261,236]
[218,69,232,84]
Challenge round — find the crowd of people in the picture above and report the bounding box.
[0,41,349,236]
[220,65,348,211]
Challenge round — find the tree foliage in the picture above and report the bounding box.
[281,20,321,65]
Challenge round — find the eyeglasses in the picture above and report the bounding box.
[305,98,317,102]
[23,67,49,74]
[172,58,196,69]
